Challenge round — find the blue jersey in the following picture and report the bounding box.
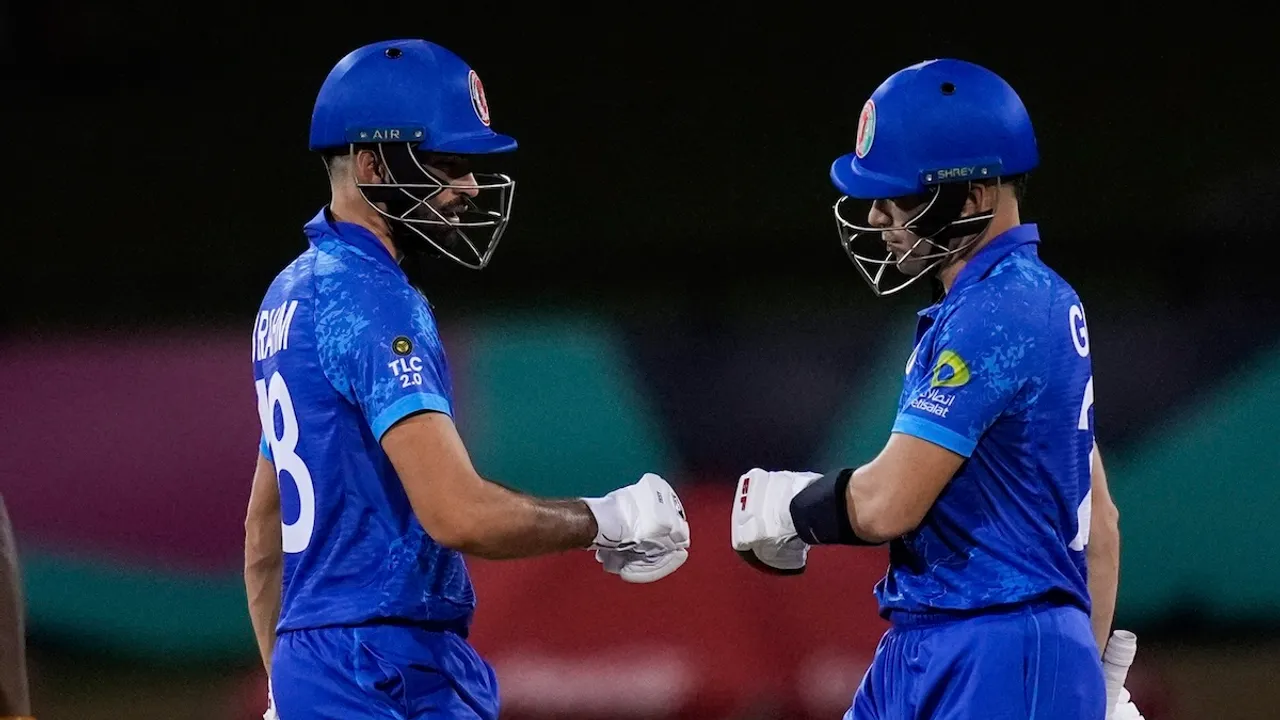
[878,224,1095,616]
[252,208,475,634]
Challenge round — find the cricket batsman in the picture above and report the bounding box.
[731,59,1143,719]
[244,39,690,719]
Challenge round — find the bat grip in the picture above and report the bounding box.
[1102,630,1137,716]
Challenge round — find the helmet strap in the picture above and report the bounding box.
[911,180,998,277]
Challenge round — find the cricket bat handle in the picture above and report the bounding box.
[1102,629,1137,716]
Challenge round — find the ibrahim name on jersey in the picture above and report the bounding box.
[878,223,1096,617]
[252,207,475,635]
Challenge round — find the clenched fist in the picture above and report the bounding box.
[584,473,691,583]
[730,468,822,574]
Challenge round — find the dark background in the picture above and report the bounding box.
[8,8,1278,470]
[6,8,1277,322]
[4,6,1279,718]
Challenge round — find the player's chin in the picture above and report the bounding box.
[894,255,932,277]
[424,225,471,253]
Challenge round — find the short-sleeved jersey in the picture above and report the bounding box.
[251,208,475,634]
[877,224,1095,617]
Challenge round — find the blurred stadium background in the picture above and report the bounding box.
[3,6,1278,719]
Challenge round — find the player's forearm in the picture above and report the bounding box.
[245,556,282,672]
[431,480,597,559]
[0,497,31,716]
[244,517,283,673]
[1087,445,1121,656]
[382,413,600,558]
[1087,503,1120,656]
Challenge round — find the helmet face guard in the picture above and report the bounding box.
[311,39,520,271]
[351,142,515,270]
[827,58,1039,296]
[832,179,998,297]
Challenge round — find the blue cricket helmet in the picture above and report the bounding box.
[830,58,1037,199]
[310,39,517,271]
[829,59,1038,296]
[310,39,516,154]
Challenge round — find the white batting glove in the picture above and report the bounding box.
[1110,688,1145,720]
[594,544,689,583]
[730,468,822,574]
[583,473,691,583]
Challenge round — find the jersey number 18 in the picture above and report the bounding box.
[256,372,316,554]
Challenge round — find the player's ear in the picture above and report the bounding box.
[353,149,386,185]
[961,181,993,217]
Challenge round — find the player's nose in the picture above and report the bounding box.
[453,172,480,199]
[866,200,892,229]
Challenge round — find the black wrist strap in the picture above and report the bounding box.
[790,468,880,546]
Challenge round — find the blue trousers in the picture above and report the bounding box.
[271,623,499,719]
[845,601,1105,720]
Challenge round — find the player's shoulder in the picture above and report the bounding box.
[313,256,440,349]
[984,243,1060,300]
[313,238,399,288]
[258,243,320,311]
[946,248,1063,330]
[312,242,424,311]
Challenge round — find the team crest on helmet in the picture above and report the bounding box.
[855,99,876,158]
[468,70,491,127]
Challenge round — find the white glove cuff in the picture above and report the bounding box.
[582,494,629,549]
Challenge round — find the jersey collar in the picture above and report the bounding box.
[950,223,1040,292]
[917,223,1041,318]
[303,207,405,277]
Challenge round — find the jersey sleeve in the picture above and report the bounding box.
[892,294,1041,457]
[317,283,453,442]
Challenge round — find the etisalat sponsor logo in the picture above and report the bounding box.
[909,349,970,419]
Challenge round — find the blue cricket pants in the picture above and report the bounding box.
[271,622,500,719]
[845,600,1106,720]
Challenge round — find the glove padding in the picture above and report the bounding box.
[1110,688,1145,720]
[730,469,822,574]
[595,545,689,583]
[584,473,691,583]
